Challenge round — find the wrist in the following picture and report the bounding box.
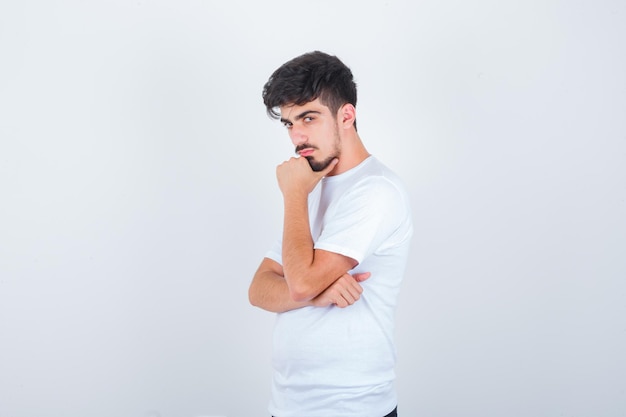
[283,190,309,205]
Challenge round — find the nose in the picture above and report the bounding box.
[289,125,307,146]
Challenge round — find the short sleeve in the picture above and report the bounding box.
[265,237,283,265]
[314,177,408,264]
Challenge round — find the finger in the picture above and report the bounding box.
[337,274,363,299]
[338,278,363,305]
[353,272,371,282]
[345,287,359,303]
[334,296,348,308]
[351,281,364,296]
[342,290,359,305]
[332,282,355,306]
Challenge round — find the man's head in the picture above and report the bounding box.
[262,51,357,129]
[263,52,358,172]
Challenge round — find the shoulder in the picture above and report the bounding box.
[349,157,410,202]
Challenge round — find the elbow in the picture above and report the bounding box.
[288,283,316,303]
[284,268,318,302]
[248,284,261,307]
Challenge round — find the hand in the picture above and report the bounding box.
[276,157,338,197]
[311,272,371,308]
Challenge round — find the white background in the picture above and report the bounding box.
[1,1,625,416]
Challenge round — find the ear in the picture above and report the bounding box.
[338,103,356,129]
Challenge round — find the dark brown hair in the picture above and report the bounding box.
[262,51,357,127]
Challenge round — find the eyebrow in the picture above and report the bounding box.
[280,110,321,124]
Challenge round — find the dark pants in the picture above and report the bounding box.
[385,407,398,417]
[272,406,397,417]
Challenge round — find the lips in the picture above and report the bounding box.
[298,148,314,157]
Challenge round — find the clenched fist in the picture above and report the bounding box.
[277,157,338,197]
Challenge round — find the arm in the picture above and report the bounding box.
[249,257,371,313]
[248,257,310,313]
[282,200,358,301]
[277,157,360,301]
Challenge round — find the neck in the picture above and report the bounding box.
[328,131,370,176]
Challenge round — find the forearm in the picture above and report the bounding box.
[276,157,355,302]
[281,194,357,301]
[249,262,312,313]
[281,192,317,299]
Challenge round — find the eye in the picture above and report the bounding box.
[303,116,314,123]
[282,121,293,129]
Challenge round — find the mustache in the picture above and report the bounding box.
[295,143,318,153]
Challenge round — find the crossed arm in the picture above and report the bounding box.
[248,256,370,313]
[248,156,369,313]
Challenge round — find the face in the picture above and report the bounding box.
[280,98,341,172]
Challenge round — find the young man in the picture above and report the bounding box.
[249,51,413,417]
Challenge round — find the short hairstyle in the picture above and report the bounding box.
[262,51,357,123]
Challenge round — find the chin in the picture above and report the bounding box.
[307,155,336,172]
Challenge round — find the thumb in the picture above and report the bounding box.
[353,272,371,282]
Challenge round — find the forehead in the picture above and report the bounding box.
[279,98,331,121]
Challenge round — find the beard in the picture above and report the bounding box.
[306,153,339,172]
[298,127,341,172]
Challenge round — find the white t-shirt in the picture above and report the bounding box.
[266,156,413,417]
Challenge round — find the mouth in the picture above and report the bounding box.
[298,148,314,157]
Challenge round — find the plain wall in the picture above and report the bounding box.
[1,1,624,416]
